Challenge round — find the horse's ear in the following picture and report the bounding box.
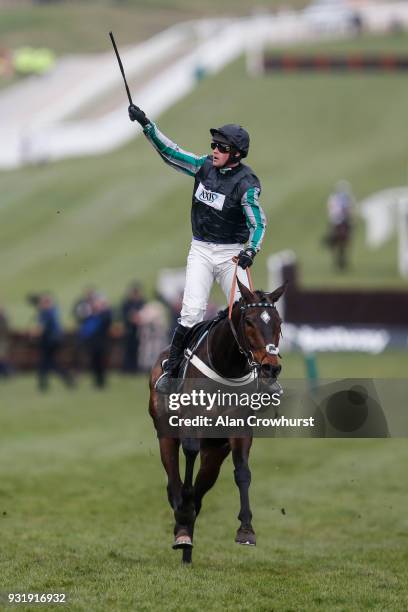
[237,277,256,303]
[268,283,287,304]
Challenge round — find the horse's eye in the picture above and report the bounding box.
[245,319,255,328]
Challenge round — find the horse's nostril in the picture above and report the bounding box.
[262,364,281,378]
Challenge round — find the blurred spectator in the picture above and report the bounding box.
[155,290,183,339]
[137,300,169,371]
[121,283,146,373]
[72,286,97,325]
[79,293,112,388]
[351,13,364,35]
[0,305,10,378]
[33,293,74,391]
[323,180,355,270]
[72,286,97,370]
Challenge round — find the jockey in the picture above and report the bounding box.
[128,104,267,393]
[327,180,354,228]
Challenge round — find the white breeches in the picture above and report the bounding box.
[180,239,250,328]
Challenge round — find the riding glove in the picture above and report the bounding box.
[237,248,256,269]
[128,104,150,127]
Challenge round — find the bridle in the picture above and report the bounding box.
[228,300,281,373]
[226,260,281,374]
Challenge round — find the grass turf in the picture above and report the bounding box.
[0,368,407,611]
[1,33,407,327]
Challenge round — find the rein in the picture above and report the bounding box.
[227,259,256,368]
[228,259,253,318]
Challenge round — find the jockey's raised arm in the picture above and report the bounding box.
[143,122,208,177]
[128,103,206,176]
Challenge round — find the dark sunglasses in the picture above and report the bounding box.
[211,141,232,153]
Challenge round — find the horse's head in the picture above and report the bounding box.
[236,278,285,386]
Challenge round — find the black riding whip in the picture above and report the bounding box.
[109,31,133,105]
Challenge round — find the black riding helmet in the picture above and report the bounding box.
[210,124,250,158]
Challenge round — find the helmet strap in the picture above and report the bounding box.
[223,149,241,168]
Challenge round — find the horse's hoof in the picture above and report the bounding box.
[172,534,193,550]
[235,527,256,546]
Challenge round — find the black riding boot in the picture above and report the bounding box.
[155,323,190,394]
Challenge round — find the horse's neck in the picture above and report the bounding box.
[208,313,248,377]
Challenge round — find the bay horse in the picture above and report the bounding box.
[324,221,352,270]
[149,277,285,563]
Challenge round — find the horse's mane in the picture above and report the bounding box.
[216,305,229,319]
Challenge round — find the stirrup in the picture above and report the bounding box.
[155,371,172,394]
[155,370,185,394]
[155,371,182,394]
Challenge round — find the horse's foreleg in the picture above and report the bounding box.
[158,437,182,512]
[173,439,199,550]
[230,437,256,546]
[194,440,230,517]
[183,438,200,489]
[174,439,200,560]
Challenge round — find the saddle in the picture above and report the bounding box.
[185,312,225,349]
